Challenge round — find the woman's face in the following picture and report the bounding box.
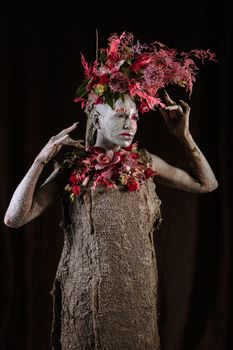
[95,95,139,148]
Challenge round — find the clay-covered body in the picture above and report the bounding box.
[50,178,162,350]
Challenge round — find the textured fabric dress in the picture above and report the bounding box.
[50,150,162,350]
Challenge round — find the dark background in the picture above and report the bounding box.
[0,1,232,349]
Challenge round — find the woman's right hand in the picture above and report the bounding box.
[35,122,81,164]
[4,122,82,228]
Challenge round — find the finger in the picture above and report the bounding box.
[159,108,169,120]
[56,122,79,137]
[163,90,176,106]
[179,100,191,114]
[53,134,68,145]
[56,135,82,147]
[159,107,177,122]
[165,104,183,113]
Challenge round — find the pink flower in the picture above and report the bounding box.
[127,179,140,192]
[107,32,126,61]
[143,64,165,90]
[139,101,150,114]
[81,53,92,78]
[100,167,114,180]
[95,150,121,170]
[73,97,86,109]
[131,53,153,72]
[144,168,155,178]
[109,72,128,93]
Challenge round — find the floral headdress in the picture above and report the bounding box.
[74,31,216,114]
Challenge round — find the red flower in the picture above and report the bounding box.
[131,152,139,159]
[69,172,82,184]
[72,185,81,196]
[144,168,155,178]
[73,97,86,109]
[93,96,104,105]
[139,101,150,114]
[107,52,119,62]
[99,74,109,84]
[127,179,140,192]
[131,53,153,72]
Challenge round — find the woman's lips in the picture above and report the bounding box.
[119,132,133,137]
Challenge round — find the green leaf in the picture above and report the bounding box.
[120,93,125,102]
[99,51,107,64]
[112,92,121,102]
[75,78,91,97]
[121,66,131,78]
[104,88,114,108]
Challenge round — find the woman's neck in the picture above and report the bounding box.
[94,135,121,152]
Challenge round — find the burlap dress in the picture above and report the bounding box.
[50,152,162,350]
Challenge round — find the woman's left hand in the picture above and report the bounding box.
[159,90,191,138]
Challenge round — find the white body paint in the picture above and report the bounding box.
[3,92,218,228]
[94,95,139,150]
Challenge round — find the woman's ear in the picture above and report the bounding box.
[93,112,101,129]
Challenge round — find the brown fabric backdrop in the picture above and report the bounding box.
[0,1,232,349]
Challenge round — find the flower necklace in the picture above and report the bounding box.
[62,142,155,201]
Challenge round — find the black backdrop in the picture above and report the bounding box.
[0,1,232,349]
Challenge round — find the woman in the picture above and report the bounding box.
[4,33,218,349]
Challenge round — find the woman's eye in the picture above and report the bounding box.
[132,115,139,121]
[117,114,125,118]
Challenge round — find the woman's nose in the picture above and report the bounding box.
[123,117,133,129]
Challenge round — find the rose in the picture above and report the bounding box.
[127,179,140,192]
[144,168,155,178]
[69,172,82,184]
[72,185,81,196]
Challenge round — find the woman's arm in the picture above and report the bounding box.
[4,122,79,228]
[151,91,218,193]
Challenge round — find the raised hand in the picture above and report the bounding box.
[159,90,191,138]
[35,122,82,164]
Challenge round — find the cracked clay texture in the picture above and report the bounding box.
[50,177,162,350]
